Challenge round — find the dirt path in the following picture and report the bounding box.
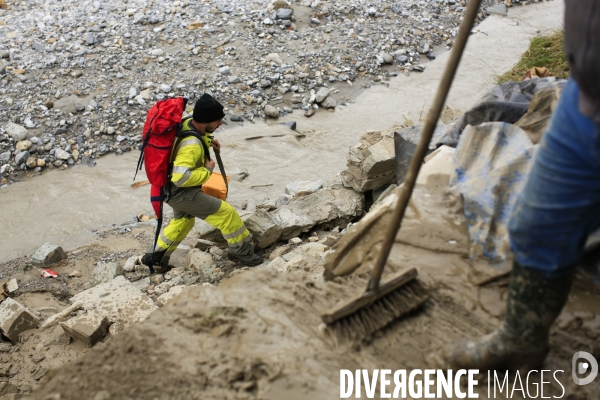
[27,181,600,400]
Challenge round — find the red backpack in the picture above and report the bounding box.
[134,97,189,273]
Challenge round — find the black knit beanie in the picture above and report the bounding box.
[193,93,225,123]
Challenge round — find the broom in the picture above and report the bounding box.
[321,0,483,342]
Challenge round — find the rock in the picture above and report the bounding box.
[426,52,436,60]
[368,7,377,15]
[156,286,185,306]
[269,245,292,260]
[0,298,40,342]
[186,249,214,271]
[304,108,316,118]
[340,130,396,192]
[299,242,328,257]
[70,276,157,328]
[379,52,393,64]
[396,55,409,64]
[285,180,323,195]
[315,87,331,103]
[228,75,240,84]
[276,8,294,19]
[243,209,282,248]
[321,96,337,109]
[5,122,28,141]
[487,4,508,16]
[150,274,165,285]
[0,152,10,162]
[267,257,286,271]
[54,149,71,160]
[289,237,303,245]
[281,121,297,130]
[272,188,364,239]
[15,151,30,165]
[265,53,283,65]
[60,310,109,347]
[123,256,139,272]
[15,140,32,151]
[219,66,231,75]
[31,243,67,266]
[264,105,279,118]
[85,33,99,45]
[88,262,124,288]
[54,95,90,113]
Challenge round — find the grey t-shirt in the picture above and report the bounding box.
[564,0,600,121]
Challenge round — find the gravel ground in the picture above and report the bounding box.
[0,0,503,186]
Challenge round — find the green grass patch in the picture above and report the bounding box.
[497,30,570,83]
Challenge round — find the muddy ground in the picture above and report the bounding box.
[10,181,599,400]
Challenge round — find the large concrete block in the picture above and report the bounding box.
[30,243,67,266]
[243,209,282,249]
[70,276,157,328]
[271,188,364,240]
[60,310,109,347]
[88,261,123,288]
[0,298,40,341]
[341,131,396,192]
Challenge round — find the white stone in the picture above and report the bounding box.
[70,276,157,328]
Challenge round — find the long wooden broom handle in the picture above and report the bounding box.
[366,0,483,291]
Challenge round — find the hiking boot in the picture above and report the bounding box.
[228,252,264,266]
[442,261,574,370]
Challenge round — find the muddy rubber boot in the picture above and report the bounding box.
[228,252,264,266]
[443,261,574,370]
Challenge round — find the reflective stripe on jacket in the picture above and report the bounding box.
[171,118,213,187]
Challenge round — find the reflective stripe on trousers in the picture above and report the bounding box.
[154,199,252,256]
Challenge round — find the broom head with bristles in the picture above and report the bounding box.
[322,268,429,343]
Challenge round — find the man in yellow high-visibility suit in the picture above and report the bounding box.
[142,93,263,269]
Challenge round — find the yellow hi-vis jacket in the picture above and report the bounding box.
[170,118,213,188]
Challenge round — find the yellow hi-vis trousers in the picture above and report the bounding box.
[153,186,252,258]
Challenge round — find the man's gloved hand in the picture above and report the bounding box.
[205,158,215,172]
[211,138,221,152]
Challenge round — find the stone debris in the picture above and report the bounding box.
[0,298,40,342]
[70,276,157,328]
[87,261,124,288]
[0,0,494,188]
[156,286,186,307]
[60,310,109,347]
[186,249,215,271]
[284,179,323,195]
[341,130,396,192]
[30,243,67,266]
[271,188,364,239]
[243,209,282,249]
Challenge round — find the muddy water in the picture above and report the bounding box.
[0,1,564,262]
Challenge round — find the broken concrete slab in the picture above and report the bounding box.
[88,262,123,288]
[30,243,67,266]
[70,276,157,328]
[341,130,396,192]
[0,298,40,341]
[60,310,109,347]
[271,188,364,240]
[243,209,282,249]
[284,180,323,196]
[156,286,186,307]
[186,249,214,271]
